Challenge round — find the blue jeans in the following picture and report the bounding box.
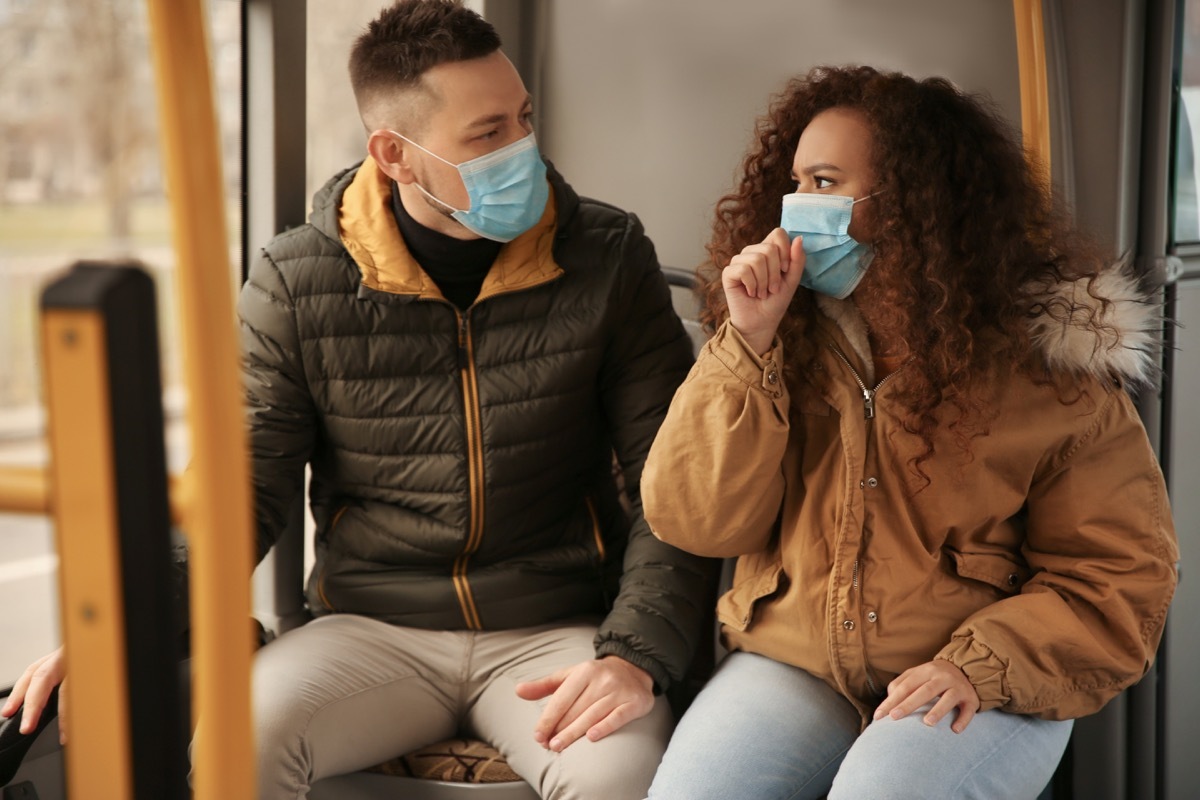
[648,651,1072,800]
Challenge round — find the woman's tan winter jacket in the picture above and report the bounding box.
[643,271,1178,721]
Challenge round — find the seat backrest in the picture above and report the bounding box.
[662,266,707,356]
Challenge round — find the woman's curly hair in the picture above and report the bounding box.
[702,65,1110,481]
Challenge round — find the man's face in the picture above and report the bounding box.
[403,50,535,214]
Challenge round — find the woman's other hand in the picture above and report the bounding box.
[721,228,806,355]
[873,659,980,734]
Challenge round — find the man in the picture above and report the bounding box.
[240,1,711,797]
[2,1,712,796]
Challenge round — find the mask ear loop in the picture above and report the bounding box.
[387,130,459,168]
[386,130,469,213]
[852,190,882,205]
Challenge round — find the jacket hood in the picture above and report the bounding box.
[1025,263,1161,388]
[815,263,1161,388]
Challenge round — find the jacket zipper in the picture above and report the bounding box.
[316,505,350,611]
[850,556,885,695]
[453,310,486,630]
[827,343,906,419]
[828,342,905,698]
[585,496,606,561]
[437,265,567,630]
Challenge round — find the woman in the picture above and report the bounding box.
[642,66,1178,799]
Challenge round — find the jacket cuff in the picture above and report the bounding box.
[708,321,784,399]
[595,640,669,694]
[936,637,1010,712]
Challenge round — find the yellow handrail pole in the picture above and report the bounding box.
[1013,0,1052,188]
[42,309,134,800]
[143,2,256,799]
[0,466,190,523]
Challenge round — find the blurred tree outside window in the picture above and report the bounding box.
[0,0,242,684]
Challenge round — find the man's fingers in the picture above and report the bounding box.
[531,672,584,746]
[586,700,641,743]
[514,672,562,702]
[547,697,614,752]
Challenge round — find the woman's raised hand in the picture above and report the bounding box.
[721,228,806,355]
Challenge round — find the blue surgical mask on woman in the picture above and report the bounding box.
[780,192,877,299]
[390,130,549,242]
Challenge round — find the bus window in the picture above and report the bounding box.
[1175,0,1200,243]
[306,1,392,211]
[0,0,242,687]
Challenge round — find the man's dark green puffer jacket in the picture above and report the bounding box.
[237,157,714,690]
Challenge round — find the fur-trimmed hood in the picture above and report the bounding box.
[815,264,1162,388]
[1025,264,1161,388]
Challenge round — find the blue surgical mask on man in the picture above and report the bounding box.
[780,192,877,299]
[390,130,549,242]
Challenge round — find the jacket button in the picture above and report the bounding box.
[843,620,855,631]
[867,611,878,623]
[1007,573,1019,586]
[767,370,779,385]
[866,477,878,488]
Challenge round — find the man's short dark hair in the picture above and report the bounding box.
[350,0,501,128]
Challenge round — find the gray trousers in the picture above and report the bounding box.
[247,614,673,800]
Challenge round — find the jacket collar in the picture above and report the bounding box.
[813,262,1160,388]
[331,156,563,302]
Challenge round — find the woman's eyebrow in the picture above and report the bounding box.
[800,163,844,176]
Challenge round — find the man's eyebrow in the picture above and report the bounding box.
[464,97,534,130]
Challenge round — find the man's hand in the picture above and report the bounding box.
[515,656,655,752]
[1,647,67,744]
[872,659,980,734]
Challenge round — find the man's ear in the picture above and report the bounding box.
[367,130,415,184]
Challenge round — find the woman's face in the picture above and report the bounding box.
[791,107,878,242]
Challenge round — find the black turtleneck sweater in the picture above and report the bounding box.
[391,182,500,310]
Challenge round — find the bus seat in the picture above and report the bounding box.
[310,738,538,799]
[310,772,539,800]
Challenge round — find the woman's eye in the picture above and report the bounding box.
[814,176,834,189]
